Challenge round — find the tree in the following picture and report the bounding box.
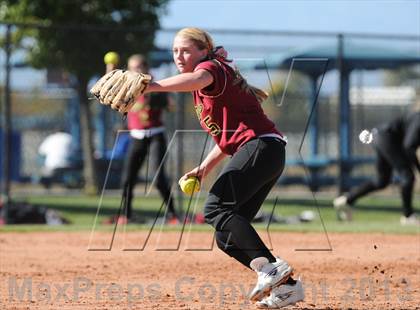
[0,0,169,193]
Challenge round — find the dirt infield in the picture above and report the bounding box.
[1,231,419,309]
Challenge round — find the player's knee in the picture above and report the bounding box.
[203,204,228,229]
[203,195,220,223]
[203,205,216,225]
[204,193,236,230]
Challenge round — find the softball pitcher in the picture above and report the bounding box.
[91,27,304,308]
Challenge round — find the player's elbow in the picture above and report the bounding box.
[193,69,214,90]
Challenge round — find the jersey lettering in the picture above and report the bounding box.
[203,115,221,136]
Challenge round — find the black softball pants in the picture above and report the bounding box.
[121,133,175,219]
[347,131,415,217]
[204,137,286,269]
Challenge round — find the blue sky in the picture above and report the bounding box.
[5,1,419,90]
[156,0,419,93]
[161,0,420,35]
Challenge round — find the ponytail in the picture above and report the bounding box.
[233,67,269,103]
[210,46,268,103]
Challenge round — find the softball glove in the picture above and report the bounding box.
[90,69,151,114]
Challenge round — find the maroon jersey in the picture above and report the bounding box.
[192,59,282,155]
[127,93,169,130]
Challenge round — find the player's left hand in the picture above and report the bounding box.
[90,69,151,114]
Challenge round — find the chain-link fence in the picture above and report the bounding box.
[1,23,419,196]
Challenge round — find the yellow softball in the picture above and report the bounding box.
[180,177,200,195]
[104,51,120,65]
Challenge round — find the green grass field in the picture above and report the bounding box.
[1,193,418,234]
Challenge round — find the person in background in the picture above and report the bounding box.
[120,54,178,224]
[38,131,75,188]
[334,110,420,226]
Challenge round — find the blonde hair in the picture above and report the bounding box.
[175,27,268,103]
[175,27,214,53]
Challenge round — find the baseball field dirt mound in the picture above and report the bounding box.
[1,231,418,309]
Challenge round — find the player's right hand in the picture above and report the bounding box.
[178,166,207,187]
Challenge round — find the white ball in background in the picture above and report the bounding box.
[300,210,315,222]
[359,129,373,144]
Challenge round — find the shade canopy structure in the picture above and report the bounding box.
[256,41,420,75]
[254,40,420,191]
